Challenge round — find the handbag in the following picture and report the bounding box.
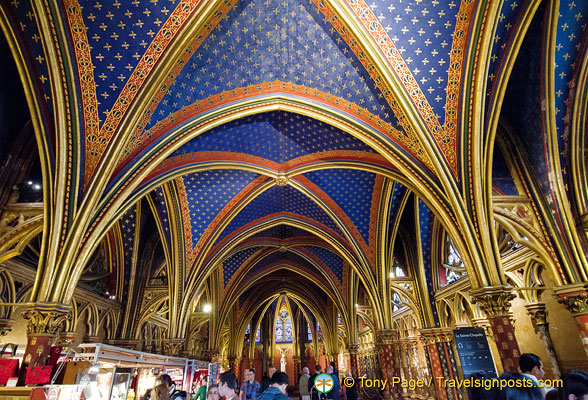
[0,343,19,385]
[25,355,53,385]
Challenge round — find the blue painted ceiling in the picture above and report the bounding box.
[170,110,376,163]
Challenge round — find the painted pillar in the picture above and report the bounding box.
[525,303,561,377]
[376,329,398,400]
[471,287,520,372]
[21,306,70,369]
[421,329,464,400]
[292,356,301,381]
[556,284,588,358]
[346,344,359,377]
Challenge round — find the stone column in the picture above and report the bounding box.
[162,338,185,356]
[346,344,359,376]
[525,303,561,377]
[376,329,398,400]
[22,305,70,368]
[471,287,520,372]
[556,284,588,358]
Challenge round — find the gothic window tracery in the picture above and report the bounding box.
[440,235,467,286]
[275,301,292,343]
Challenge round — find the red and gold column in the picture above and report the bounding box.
[376,329,398,400]
[556,284,588,358]
[292,356,301,381]
[471,287,520,372]
[21,305,70,369]
[346,343,359,377]
[421,329,464,400]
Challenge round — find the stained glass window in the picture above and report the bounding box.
[284,317,293,342]
[246,324,250,344]
[317,322,323,342]
[255,326,261,344]
[307,324,312,342]
[276,323,283,342]
[276,302,293,343]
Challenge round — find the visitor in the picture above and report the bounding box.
[240,368,261,400]
[325,366,339,400]
[219,371,239,400]
[520,353,551,397]
[145,374,187,400]
[255,371,289,400]
[498,372,543,400]
[261,366,276,393]
[152,385,171,400]
[308,365,325,400]
[195,376,208,400]
[299,367,310,400]
[206,385,220,400]
[342,373,356,400]
[558,370,588,400]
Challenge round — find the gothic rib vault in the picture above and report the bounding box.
[0,0,588,396]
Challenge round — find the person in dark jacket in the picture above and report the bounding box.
[260,366,276,393]
[256,372,289,400]
[342,373,356,400]
[308,366,326,400]
[325,366,339,400]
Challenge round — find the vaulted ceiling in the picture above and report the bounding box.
[1,0,587,343]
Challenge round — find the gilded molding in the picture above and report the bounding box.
[376,329,398,345]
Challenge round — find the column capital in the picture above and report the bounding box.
[346,343,360,354]
[470,286,515,318]
[207,348,220,362]
[525,303,548,325]
[376,329,398,344]
[420,328,453,345]
[22,304,71,336]
[162,338,185,355]
[555,284,588,316]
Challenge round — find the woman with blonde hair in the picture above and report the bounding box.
[152,384,171,400]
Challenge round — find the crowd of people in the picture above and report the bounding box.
[468,353,588,400]
[143,355,588,400]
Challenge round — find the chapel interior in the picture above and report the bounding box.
[0,0,588,398]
